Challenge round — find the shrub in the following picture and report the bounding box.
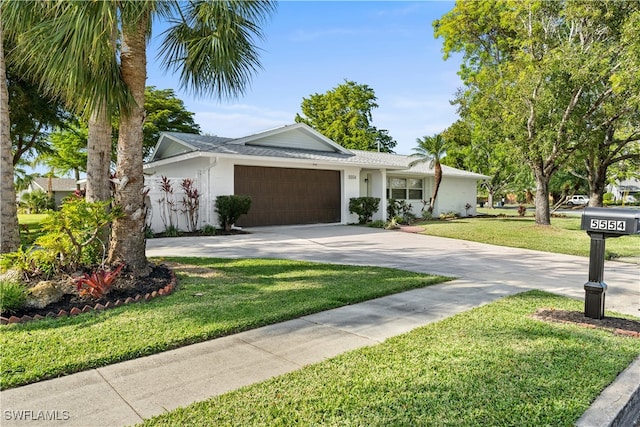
[387,199,414,224]
[603,193,614,206]
[517,205,527,216]
[2,199,120,279]
[201,224,217,235]
[439,211,460,220]
[0,280,28,314]
[163,225,181,237]
[349,197,380,224]
[20,190,50,214]
[145,226,155,239]
[35,198,120,272]
[385,218,400,230]
[215,195,251,231]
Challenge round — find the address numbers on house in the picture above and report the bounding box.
[589,219,626,232]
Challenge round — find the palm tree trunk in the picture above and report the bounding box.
[429,162,443,214]
[107,14,150,276]
[86,104,112,202]
[0,15,21,253]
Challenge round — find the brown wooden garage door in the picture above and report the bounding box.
[234,166,341,227]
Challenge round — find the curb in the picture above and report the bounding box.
[575,356,640,427]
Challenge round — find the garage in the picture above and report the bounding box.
[234,165,341,227]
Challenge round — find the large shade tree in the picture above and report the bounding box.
[295,80,397,152]
[434,0,640,224]
[3,0,276,275]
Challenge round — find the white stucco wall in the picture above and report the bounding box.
[435,176,478,217]
[144,154,482,232]
[145,155,363,231]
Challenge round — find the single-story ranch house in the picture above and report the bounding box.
[143,123,489,231]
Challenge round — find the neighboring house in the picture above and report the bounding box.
[20,177,79,208]
[606,178,640,202]
[143,123,489,231]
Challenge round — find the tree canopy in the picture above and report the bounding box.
[295,80,397,152]
[434,0,640,224]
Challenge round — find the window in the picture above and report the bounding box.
[386,177,423,200]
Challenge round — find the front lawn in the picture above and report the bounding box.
[141,291,640,427]
[0,258,448,389]
[417,214,639,259]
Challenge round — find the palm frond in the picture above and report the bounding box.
[158,0,276,99]
[3,0,132,118]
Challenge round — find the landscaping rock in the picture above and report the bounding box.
[0,269,23,283]
[25,281,64,309]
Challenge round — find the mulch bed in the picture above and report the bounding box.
[533,308,640,338]
[1,264,175,324]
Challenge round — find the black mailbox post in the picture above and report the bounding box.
[580,207,640,319]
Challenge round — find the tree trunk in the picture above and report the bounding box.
[107,15,150,276]
[533,166,551,226]
[587,161,607,208]
[86,104,112,202]
[429,162,443,213]
[0,15,20,253]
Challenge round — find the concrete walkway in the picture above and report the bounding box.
[1,225,638,426]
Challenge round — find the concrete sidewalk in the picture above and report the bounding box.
[1,225,639,426]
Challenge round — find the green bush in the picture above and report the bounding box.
[215,195,252,231]
[2,198,120,279]
[348,197,380,224]
[0,280,27,314]
[163,225,181,237]
[201,224,217,235]
[603,192,614,203]
[387,199,414,224]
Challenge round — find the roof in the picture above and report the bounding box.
[349,150,489,179]
[31,177,78,192]
[145,123,490,180]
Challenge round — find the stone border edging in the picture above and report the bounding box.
[0,270,177,325]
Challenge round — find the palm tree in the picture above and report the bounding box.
[0,10,20,253]
[3,0,276,275]
[410,134,448,214]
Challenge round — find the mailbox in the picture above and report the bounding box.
[580,207,640,319]
[581,207,640,235]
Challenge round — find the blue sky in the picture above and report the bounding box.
[146,1,461,156]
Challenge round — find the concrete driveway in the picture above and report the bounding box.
[147,224,640,317]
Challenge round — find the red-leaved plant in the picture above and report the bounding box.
[75,264,125,298]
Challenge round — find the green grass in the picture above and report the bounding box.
[141,291,640,427]
[0,258,448,389]
[17,213,48,245]
[417,213,640,259]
